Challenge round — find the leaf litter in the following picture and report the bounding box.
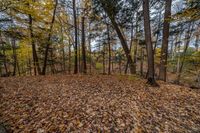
[0,75,200,132]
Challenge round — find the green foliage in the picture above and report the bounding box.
[95,62,103,70]
[154,48,161,65]
[174,0,200,21]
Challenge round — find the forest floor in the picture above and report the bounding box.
[0,75,200,133]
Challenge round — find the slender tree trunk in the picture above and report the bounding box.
[29,14,41,75]
[2,43,8,75]
[88,23,92,74]
[42,0,58,75]
[77,14,81,73]
[50,48,55,74]
[173,29,182,72]
[110,18,135,74]
[100,2,135,74]
[111,48,114,73]
[170,36,174,58]
[17,61,20,76]
[176,22,193,84]
[73,0,78,74]
[159,0,172,81]
[153,9,162,53]
[103,43,106,74]
[140,47,144,77]
[68,40,71,74]
[119,58,122,74]
[143,0,158,86]
[133,16,139,74]
[133,39,138,74]
[61,27,66,72]
[28,58,32,75]
[81,16,87,74]
[195,35,199,51]
[12,39,17,76]
[125,22,134,74]
[107,23,111,75]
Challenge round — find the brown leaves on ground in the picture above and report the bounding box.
[0,75,200,132]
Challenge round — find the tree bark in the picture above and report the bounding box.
[107,23,111,75]
[2,42,8,75]
[159,0,172,81]
[12,39,17,76]
[125,22,134,74]
[68,40,71,74]
[42,0,58,75]
[176,22,194,84]
[103,43,106,74]
[100,2,135,74]
[140,47,144,77]
[81,16,87,74]
[133,39,138,74]
[143,0,158,86]
[29,14,41,75]
[110,18,135,74]
[195,35,199,51]
[88,22,92,73]
[73,0,78,74]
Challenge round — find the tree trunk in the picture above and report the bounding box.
[29,14,41,75]
[81,16,87,74]
[103,43,106,74]
[17,60,20,76]
[61,27,66,72]
[110,18,135,74]
[88,22,92,74]
[140,47,144,77]
[153,9,162,53]
[107,23,111,75]
[159,0,172,81]
[133,39,138,74]
[68,40,71,74]
[2,43,8,75]
[12,39,17,76]
[73,0,78,74]
[99,2,135,74]
[195,35,199,51]
[77,13,81,73]
[176,22,194,84]
[125,22,134,74]
[42,0,58,75]
[143,0,158,86]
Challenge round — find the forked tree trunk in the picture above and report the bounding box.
[110,18,135,74]
[100,2,135,74]
[125,22,134,74]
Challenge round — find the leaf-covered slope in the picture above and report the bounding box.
[0,75,200,132]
